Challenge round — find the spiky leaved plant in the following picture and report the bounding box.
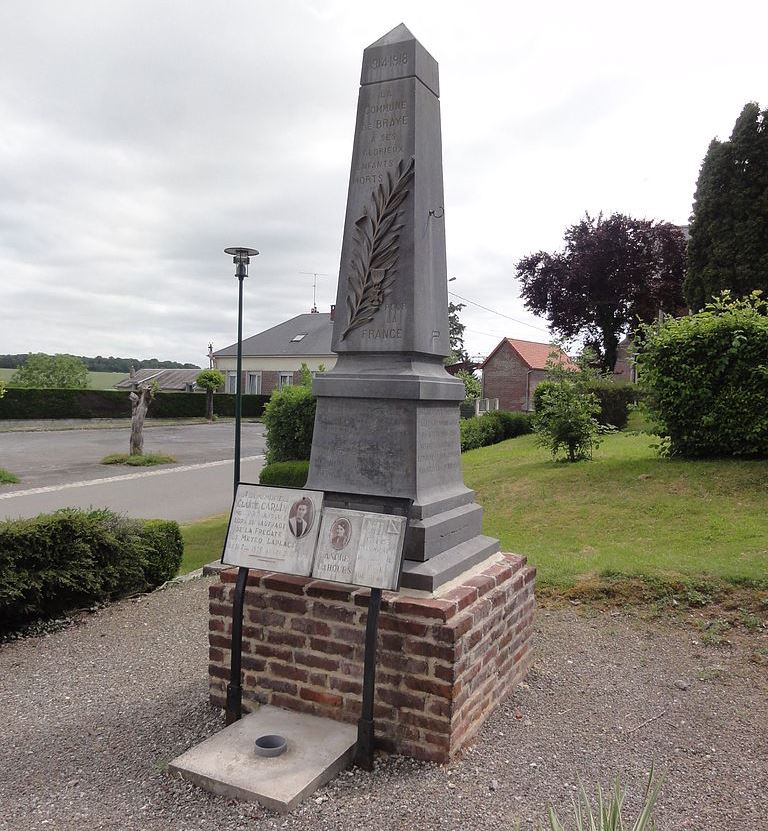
[547,766,662,831]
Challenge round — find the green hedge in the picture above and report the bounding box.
[637,291,768,457]
[0,388,268,420]
[259,460,311,488]
[460,410,532,452]
[533,380,637,429]
[0,509,183,632]
[262,386,317,464]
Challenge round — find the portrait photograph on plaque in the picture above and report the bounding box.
[221,484,324,576]
[312,507,408,591]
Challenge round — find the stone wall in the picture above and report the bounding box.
[208,553,535,763]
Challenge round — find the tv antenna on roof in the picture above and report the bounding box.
[299,271,333,313]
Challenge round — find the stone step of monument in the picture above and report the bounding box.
[405,501,484,562]
[410,486,476,520]
[400,534,501,592]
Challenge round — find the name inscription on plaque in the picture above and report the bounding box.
[221,485,407,591]
[222,485,323,577]
[313,508,407,591]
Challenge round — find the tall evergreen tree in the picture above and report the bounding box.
[684,102,768,310]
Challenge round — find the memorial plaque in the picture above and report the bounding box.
[222,485,324,576]
[312,507,407,591]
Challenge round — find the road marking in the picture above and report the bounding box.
[0,455,265,499]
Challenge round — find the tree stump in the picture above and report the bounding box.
[129,386,153,456]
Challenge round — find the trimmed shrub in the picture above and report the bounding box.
[140,520,184,586]
[535,379,637,430]
[460,410,532,452]
[590,381,637,429]
[262,385,317,464]
[459,400,476,419]
[0,509,183,632]
[0,388,268,420]
[259,460,311,488]
[637,290,768,457]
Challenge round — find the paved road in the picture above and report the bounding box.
[0,422,266,522]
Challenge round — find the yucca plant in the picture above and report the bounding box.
[547,766,662,831]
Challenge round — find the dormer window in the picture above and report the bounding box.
[290,333,307,342]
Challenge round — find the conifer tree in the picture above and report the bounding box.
[684,102,768,310]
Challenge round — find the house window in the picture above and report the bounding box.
[246,372,261,395]
[226,372,237,394]
[279,372,293,389]
[290,333,307,342]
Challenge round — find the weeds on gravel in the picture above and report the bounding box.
[101,453,176,466]
[546,767,662,830]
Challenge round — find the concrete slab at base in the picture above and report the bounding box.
[168,706,357,813]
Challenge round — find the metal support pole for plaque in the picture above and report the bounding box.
[223,246,259,726]
[355,587,382,770]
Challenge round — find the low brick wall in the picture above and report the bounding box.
[208,553,535,762]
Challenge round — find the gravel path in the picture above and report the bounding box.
[1,577,766,830]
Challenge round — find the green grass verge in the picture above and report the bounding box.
[0,468,19,484]
[180,513,228,573]
[178,432,768,602]
[101,453,177,466]
[463,432,768,589]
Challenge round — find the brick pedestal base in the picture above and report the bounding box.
[208,553,535,763]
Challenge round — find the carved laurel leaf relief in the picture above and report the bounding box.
[341,156,415,340]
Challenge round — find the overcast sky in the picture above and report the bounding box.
[1,0,765,366]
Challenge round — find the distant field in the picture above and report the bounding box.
[0,370,127,389]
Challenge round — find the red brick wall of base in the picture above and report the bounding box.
[208,553,536,763]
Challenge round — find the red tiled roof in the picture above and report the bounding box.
[481,338,576,370]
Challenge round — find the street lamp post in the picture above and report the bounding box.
[223,246,258,725]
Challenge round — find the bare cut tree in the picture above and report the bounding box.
[129,384,155,456]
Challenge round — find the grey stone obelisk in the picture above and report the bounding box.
[307,24,499,591]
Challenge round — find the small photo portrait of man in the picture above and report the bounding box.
[288,497,314,539]
[329,517,352,551]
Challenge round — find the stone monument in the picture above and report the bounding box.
[306,23,498,591]
[208,24,536,766]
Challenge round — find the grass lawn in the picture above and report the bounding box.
[101,453,177,466]
[463,432,768,589]
[180,514,229,573]
[178,432,768,598]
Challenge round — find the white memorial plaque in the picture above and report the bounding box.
[222,485,324,576]
[312,507,407,591]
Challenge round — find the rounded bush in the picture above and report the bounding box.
[259,460,310,488]
[637,291,768,457]
[262,386,316,464]
[0,509,183,633]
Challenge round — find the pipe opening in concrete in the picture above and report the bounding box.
[254,734,288,757]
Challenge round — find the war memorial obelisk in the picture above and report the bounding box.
[307,24,499,591]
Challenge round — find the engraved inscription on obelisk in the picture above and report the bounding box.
[307,24,499,591]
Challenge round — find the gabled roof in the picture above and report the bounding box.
[114,368,201,390]
[480,338,576,371]
[213,313,334,358]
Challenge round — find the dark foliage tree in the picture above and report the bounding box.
[684,102,768,311]
[0,354,199,371]
[517,213,687,372]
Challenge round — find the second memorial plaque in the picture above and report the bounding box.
[313,507,407,591]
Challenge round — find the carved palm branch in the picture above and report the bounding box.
[341,156,415,340]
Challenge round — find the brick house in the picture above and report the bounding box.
[480,338,575,412]
[212,310,336,397]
